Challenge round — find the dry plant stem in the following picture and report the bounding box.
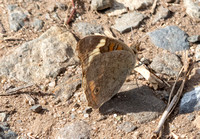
[0,20,6,34]
[66,0,76,25]
[168,67,184,105]
[4,83,34,95]
[154,60,195,135]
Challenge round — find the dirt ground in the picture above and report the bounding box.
[0,0,200,138]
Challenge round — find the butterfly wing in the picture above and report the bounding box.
[77,35,137,109]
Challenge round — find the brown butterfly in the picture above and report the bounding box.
[76,35,138,109]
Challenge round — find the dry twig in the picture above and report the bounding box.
[154,51,196,136]
[65,0,76,25]
[0,20,6,34]
[0,83,34,96]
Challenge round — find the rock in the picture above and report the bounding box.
[56,121,91,139]
[187,35,200,43]
[74,22,103,36]
[30,104,43,113]
[7,4,17,11]
[112,12,146,33]
[32,18,44,31]
[179,86,200,113]
[117,122,137,133]
[0,122,18,139]
[195,44,200,61]
[148,26,189,52]
[0,26,78,83]
[47,4,57,12]
[56,2,67,11]
[49,80,56,88]
[187,114,195,121]
[52,13,60,21]
[184,0,200,20]
[107,1,127,16]
[4,130,18,139]
[193,116,200,129]
[0,123,9,131]
[7,4,28,31]
[150,53,182,76]
[114,0,153,10]
[0,113,7,122]
[130,0,153,10]
[91,0,114,11]
[99,82,166,123]
[53,73,82,101]
[83,107,93,114]
[153,6,170,24]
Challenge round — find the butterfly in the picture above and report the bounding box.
[76,35,138,109]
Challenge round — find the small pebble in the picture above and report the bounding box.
[187,114,196,121]
[83,107,93,114]
[30,104,43,113]
[113,114,117,117]
[84,114,89,118]
[49,80,56,87]
[187,35,200,43]
[0,113,7,122]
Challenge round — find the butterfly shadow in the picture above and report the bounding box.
[99,85,166,115]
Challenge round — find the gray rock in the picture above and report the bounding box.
[99,82,166,123]
[56,121,91,139]
[148,26,189,52]
[4,130,18,139]
[7,5,27,31]
[32,18,44,31]
[112,12,146,33]
[74,22,103,36]
[184,0,200,19]
[91,0,113,10]
[153,6,170,24]
[0,123,18,139]
[150,53,182,76]
[7,4,17,11]
[196,45,200,61]
[187,35,200,43]
[0,26,78,83]
[107,1,127,16]
[180,86,200,114]
[0,123,9,131]
[30,104,43,113]
[117,122,137,133]
[54,73,82,101]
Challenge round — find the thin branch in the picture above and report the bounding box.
[154,56,196,135]
[65,0,76,25]
[0,83,34,96]
[168,67,184,105]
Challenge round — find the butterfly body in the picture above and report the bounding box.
[77,35,137,109]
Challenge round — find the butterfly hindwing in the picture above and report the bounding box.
[76,35,137,109]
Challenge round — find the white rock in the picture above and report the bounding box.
[196,44,200,61]
[184,0,200,19]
